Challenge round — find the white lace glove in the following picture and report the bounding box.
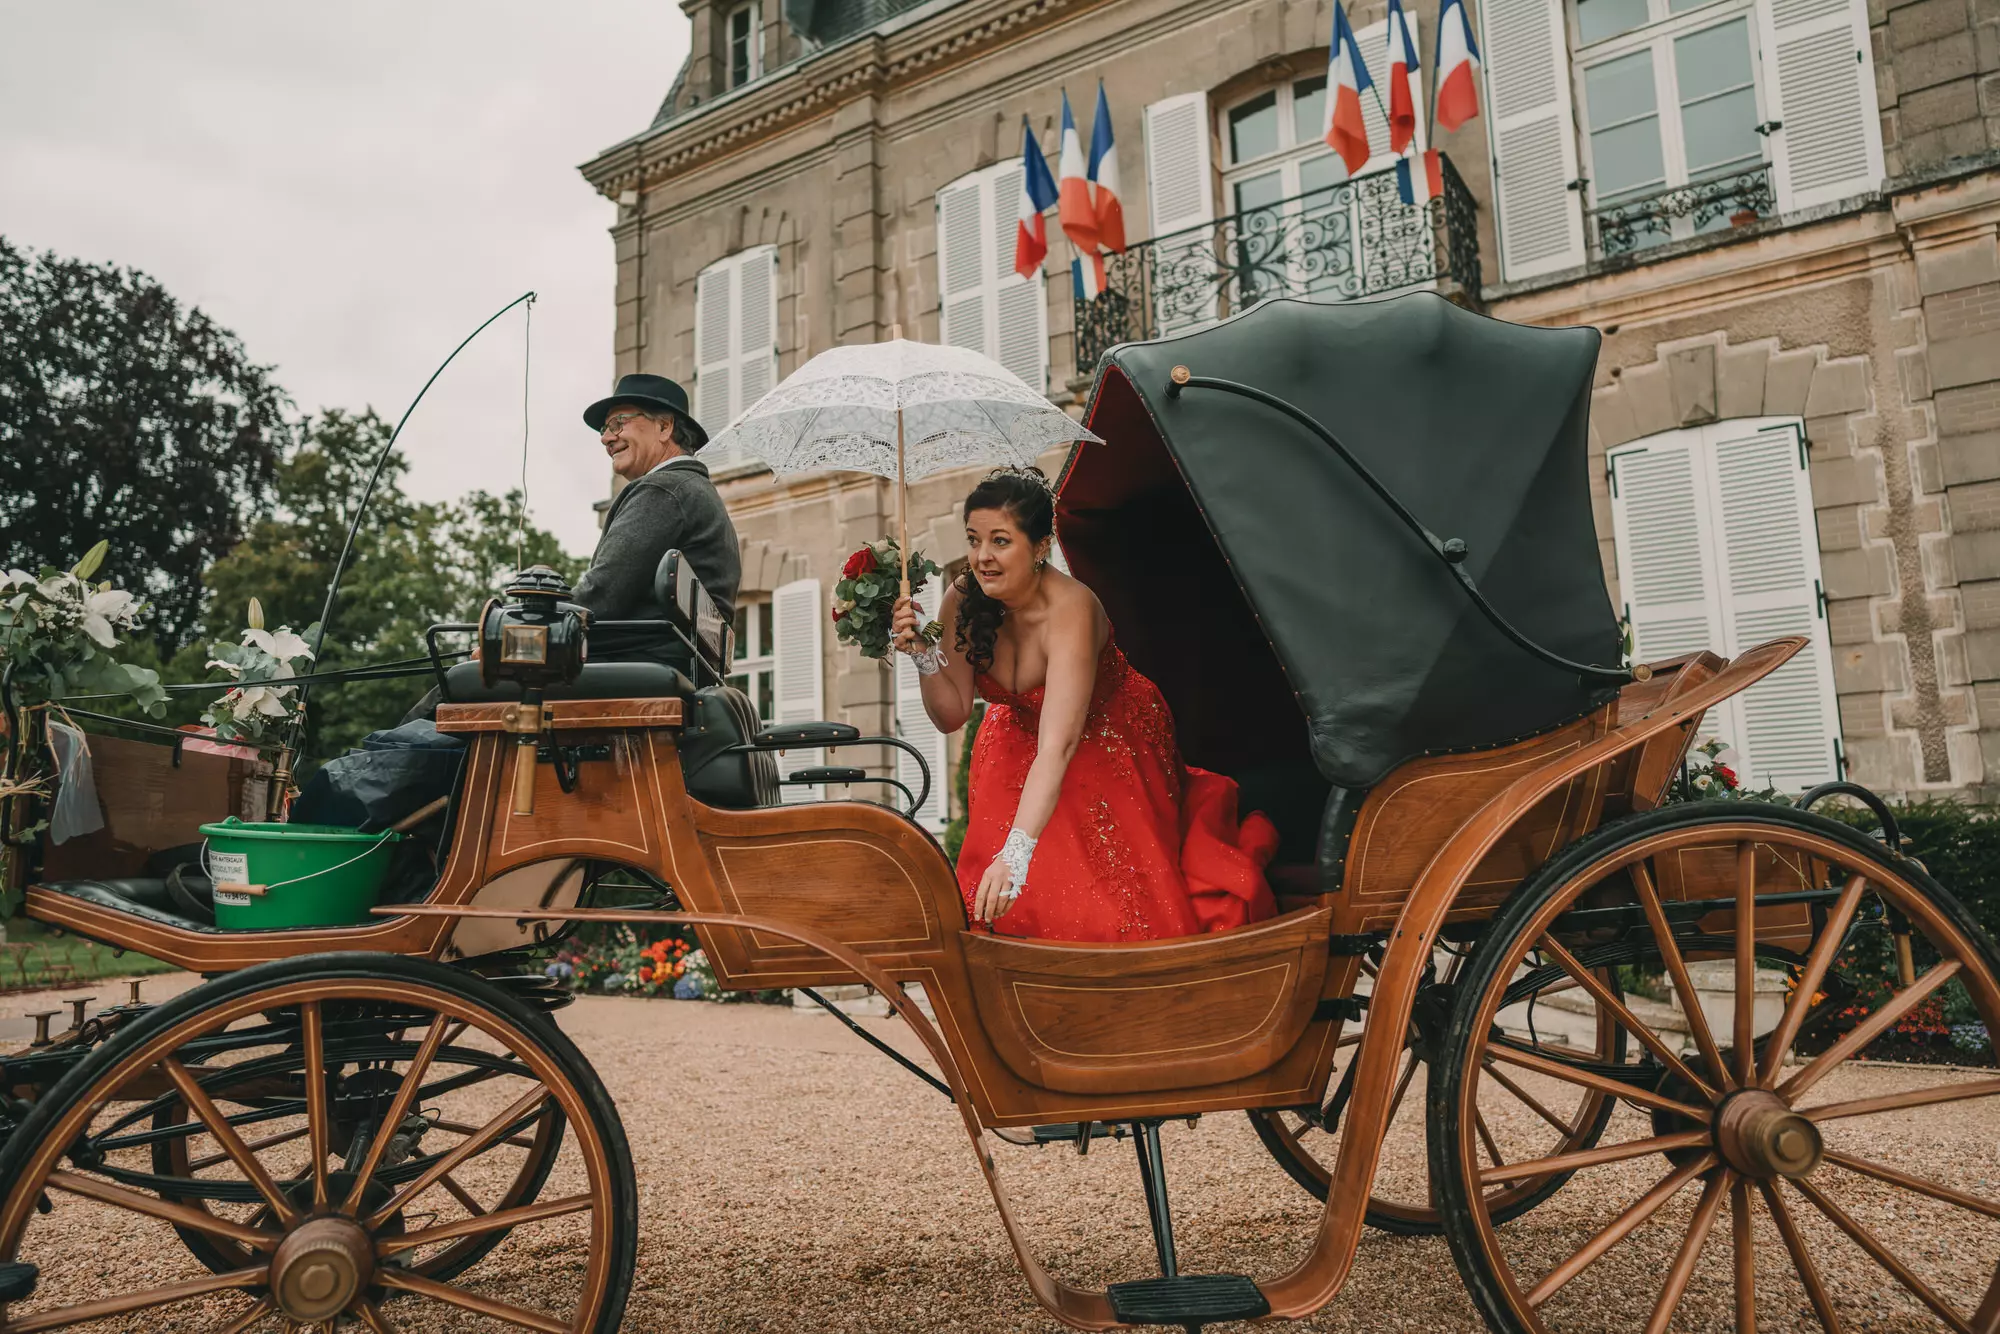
[896,599,947,675]
[994,827,1036,902]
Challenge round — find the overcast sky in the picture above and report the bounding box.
[1,1,686,558]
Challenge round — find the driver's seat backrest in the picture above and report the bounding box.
[677,685,781,808]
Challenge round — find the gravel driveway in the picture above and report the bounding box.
[5,977,1996,1332]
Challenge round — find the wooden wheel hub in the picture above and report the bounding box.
[1715,1089,1822,1180]
[270,1215,373,1322]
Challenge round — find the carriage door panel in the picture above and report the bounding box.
[1609,419,1840,789]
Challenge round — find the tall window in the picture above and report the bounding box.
[726,4,760,88]
[1606,417,1842,789]
[728,597,776,722]
[1573,0,1768,250]
[1215,18,1425,305]
[935,162,1048,393]
[691,245,777,471]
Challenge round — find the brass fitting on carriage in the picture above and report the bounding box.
[503,698,556,815]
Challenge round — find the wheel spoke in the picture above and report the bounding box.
[1538,935,1720,1103]
[354,1300,398,1334]
[1824,1149,2000,1219]
[1474,1109,1505,1168]
[1761,1181,1841,1333]
[341,1014,451,1216]
[1735,841,1758,1088]
[1803,1076,2000,1123]
[1644,1169,1731,1334]
[1488,1041,1712,1123]
[366,1084,549,1228]
[45,1170,278,1250]
[1481,1059,1582,1138]
[1759,875,1867,1086]
[1,1265,266,1334]
[1779,961,1963,1103]
[1633,860,1735,1092]
[300,1001,329,1210]
[1525,1153,1717,1307]
[188,1125,310,1172]
[1792,1175,1972,1332]
[161,1058,299,1228]
[378,1192,594,1256]
[211,1295,273,1334]
[374,1268,571,1334]
[1732,1179,1755,1334]
[427,1117,541,1151]
[439,1171,488,1216]
[1386,1053,1421,1124]
[1479,1128,1712,1186]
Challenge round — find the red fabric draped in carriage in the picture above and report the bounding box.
[957,634,1280,942]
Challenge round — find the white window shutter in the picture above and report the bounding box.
[771,577,826,802]
[1704,422,1841,789]
[1756,0,1882,211]
[1609,430,1726,664]
[938,178,989,356]
[735,246,776,417]
[694,261,735,431]
[1483,0,1587,280]
[988,165,1048,393]
[895,654,952,831]
[1143,92,1217,331]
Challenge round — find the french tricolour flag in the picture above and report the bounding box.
[1089,82,1124,254]
[1014,117,1059,280]
[1434,0,1482,132]
[1396,149,1443,206]
[1385,0,1418,155]
[1058,91,1106,298]
[1323,0,1375,176]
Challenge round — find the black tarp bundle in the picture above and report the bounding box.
[293,719,465,902]
[1064,292,1620,790]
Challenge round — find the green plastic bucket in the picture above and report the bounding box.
[198,818,402,929]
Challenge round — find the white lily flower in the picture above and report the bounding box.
[1,569,32,590]
[206,657,246,679]
[243,626,314,663]
[245,685,294,718]
[77,587,137,648]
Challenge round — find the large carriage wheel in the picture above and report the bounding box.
[1248,949,1625,1234]
[1431,803,2000,1333]
[0,952,636,1333]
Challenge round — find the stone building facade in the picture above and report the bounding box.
[580,0,2000,813]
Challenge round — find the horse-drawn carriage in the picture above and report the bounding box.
[4,293,1997,1334]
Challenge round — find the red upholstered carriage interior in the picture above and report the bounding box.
[1060,366,1330,867]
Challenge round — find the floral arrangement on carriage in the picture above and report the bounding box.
[199,597,320,743]
[832,538,942,659]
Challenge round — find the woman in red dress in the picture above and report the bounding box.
[891,468,1278,943]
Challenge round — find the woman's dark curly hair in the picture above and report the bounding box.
[954,467,1055,675]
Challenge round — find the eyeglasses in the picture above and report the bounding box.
[600,410,655,438]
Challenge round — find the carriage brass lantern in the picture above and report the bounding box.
[477,565,590,814]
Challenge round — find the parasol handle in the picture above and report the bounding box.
[890,321,912,600]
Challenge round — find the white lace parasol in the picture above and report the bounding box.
[701,339,1103,480]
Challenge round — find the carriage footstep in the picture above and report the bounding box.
[1106,1273,1269,1328]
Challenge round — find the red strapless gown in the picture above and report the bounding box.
[958,636,1280,942]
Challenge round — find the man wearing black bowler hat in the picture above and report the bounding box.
[575,373,740,663]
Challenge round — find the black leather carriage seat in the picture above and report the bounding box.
[676,686,781,808]
[37,867,223,933]
[439,660,696,704]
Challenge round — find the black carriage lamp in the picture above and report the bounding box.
[1164,364,1647,686]
[478,565,591,815]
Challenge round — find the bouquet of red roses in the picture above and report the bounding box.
[832,538,942,659]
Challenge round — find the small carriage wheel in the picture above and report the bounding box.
[0,952,637,1334]
[1247,950,1625,1235]
[1430,802,2000,1334]
[146,1020,568,1283]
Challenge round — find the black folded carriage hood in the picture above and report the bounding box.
[1065,292,1621,790]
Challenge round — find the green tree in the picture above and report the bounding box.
[0,237,287,650]
[185,409,582,758]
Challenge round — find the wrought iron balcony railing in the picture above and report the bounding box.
[1590,162,1775,258]
[1074,151,1481,373]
